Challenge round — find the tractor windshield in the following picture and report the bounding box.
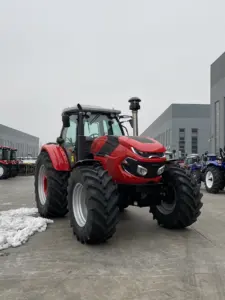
[84,113,123,137]
[0,149,2,160]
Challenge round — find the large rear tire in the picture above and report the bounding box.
[150,165,203,229]
[67,164,119,244]
[204,166,223,194]
[34,151,69,217]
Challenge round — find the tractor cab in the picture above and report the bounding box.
[1,146,11,162]
[57,104,125,164]
[10,148,19,177]
[0,146,11,179]
[10,148,17,161]
[184,154,201,169]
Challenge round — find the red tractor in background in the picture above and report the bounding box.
[34,98,203,245]
[9,148,19,177]
[0,146,11,179]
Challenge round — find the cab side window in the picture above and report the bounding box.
[62,116,77,148]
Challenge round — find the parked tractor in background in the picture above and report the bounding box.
[183,154,202,184]
[165,151,173,160]
[34,98,203,245]
[204,148,225,193]
[9,148,19,177]
[0,146,11,179]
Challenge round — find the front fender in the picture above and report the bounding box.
[207,161,220,168]
[41,144,70,171]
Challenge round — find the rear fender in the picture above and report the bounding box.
[41,144,70,171]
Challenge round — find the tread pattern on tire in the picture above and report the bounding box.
[34,151,69,217]
[204,165,223,194]
[68,164,119,244]
[150,165,203,229]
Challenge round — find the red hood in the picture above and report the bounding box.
[119,136,166,152]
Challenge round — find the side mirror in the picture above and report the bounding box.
[56,137,64,145]
[129,119,133,128]
[62,114,70,128]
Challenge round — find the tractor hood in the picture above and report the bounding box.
[119,136,166,153]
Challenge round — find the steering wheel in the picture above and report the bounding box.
[89,133,99,138]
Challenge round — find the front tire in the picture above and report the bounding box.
[191,170,201,184]
[150,165,203,229]
[67,164,119,244]
[34,151,69,217]
[204,166,223,194]
[0,164,10,179]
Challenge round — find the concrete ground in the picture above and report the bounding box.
[1,177,225,300]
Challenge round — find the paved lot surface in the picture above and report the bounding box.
[1,176,225,300]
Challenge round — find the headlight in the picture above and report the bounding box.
[157,165,165,175]
[137,165,148,176]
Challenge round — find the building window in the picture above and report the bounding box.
[165,130,167,146]
[168,129,171,146]
[179,128,185,156]
[215,101,220,153]
[191,128,198,153]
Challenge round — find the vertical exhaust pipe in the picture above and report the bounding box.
[128,97,141,136]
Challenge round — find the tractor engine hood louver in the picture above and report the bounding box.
[118,136,166,154]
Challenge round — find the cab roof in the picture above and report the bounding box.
[0,146,17,150]
[62,104,121,116]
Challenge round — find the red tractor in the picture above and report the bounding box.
[0,146,11,179]
[9,148,19,177]
[34,98,203,244]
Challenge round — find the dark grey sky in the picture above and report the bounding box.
[0,0,225,143]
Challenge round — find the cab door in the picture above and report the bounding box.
[61,115,78,168]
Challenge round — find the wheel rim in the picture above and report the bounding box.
[38,165,47,205]
[156,185,176,215]
[0,166,4,177]
[206,171,213,188]
[72,183,88,227]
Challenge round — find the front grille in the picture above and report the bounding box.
[122,157,164,178]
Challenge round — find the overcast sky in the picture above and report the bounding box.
[0,0,225,144]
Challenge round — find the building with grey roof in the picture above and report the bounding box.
[210,51,225,154]
[0,124,39,157]
[141,103,210,158]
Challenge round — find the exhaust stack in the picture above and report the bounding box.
[128,97,141,136]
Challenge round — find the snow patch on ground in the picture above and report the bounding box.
[0,208,53,251]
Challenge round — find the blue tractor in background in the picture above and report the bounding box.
[204,148,225,193]
[183,154,202,184]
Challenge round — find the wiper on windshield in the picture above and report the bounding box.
[90,114,101,125]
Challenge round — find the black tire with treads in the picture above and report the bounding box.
[150,165,203,229]
[68,164,119,244]
[34,151,69,217]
